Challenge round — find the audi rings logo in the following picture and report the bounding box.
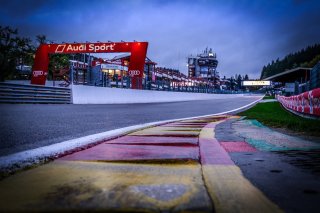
[128,70,141,76]
[33,70,43,77]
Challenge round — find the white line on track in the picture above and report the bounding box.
[0,96,263,170]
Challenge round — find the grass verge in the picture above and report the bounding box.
[238,102,320,136]
[262,95,275,99]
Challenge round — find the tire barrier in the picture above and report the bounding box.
[277,88,320,117]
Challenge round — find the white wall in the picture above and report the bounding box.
[72,85,246,104]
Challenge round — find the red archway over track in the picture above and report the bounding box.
[31,41,148,89]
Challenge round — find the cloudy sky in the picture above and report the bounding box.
[1,0,320,79]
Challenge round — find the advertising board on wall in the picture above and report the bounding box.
[242,81,271,86]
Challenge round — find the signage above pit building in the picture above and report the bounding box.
[101,64,128,71]
[242,80,271,86]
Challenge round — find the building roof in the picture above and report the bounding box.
[111,53,131,61]
[111,54,157,65]
[263,67,311,82]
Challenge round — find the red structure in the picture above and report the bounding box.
[277,88,320,117]
[31,42,148,89]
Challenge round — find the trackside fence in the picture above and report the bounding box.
[277,88,320,117]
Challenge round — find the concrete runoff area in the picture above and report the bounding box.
[0,115,296,213]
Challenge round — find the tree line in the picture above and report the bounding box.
[0,26,88,81]
[260,44,320,79]
[0,26,36,81]
[221,74,249,90]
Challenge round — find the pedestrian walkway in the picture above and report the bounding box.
[0,116,284,212]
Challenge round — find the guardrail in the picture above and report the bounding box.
[0,82,72,104]
[277,88,320,117]
[86,79,258,95]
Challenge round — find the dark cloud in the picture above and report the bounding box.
[0,0,320,78]
[0,0,49,18]
[275,7,320,54]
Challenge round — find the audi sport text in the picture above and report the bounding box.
[88,43,115,52]
[55,43,115,53]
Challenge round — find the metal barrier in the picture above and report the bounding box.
[86,78,254,95]
[277,88,320,117]
[0,82,71,104]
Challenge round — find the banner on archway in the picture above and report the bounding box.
[31,42,148,89]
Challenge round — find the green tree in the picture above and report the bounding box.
[36,34,47,45]
[244,74,249,80]
[49,54,70,76]
[0,26,18,81]
[260,43,320,79]
[0,26,35,81]
[15,36,35,70]
[237,74,242,90]
[33,34,71,80]
[308,54,320,68]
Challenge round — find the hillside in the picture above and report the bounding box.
[260,44,320,79]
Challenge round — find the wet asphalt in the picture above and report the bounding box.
[215,119,320,213]
[0,96,260,156]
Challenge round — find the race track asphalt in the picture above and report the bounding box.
[0,95,261,156]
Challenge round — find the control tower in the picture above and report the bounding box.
[187,48,219,85]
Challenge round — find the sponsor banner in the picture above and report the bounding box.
[53,43,115,53]
[31,45,50,85]
[48,42,147,54]
[242,81,271,86]
[31,42,148,89]
[152,72,156,81]
[277,88,320,116]
[101,64,128,71]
